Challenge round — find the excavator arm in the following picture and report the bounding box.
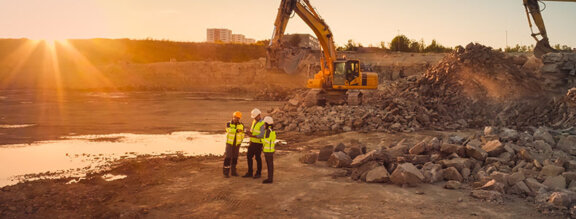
[523,0,576,57]
[266,0,378,106]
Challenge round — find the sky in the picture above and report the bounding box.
[0,0,575,49]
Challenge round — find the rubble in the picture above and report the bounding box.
[390,163,425,186]
[327,152,352,168]
[271,44,576,135]
[304,124,576,216]
[365,166,390,183]
[285,44,576,217]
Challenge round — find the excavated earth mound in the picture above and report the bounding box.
[271,43,576,133]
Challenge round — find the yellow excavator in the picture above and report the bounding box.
[523,0,576,58]
[266,0,378,105]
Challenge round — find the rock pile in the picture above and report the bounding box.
[300,125,576,217]
[541,53,576,90]
[270,43,576,133]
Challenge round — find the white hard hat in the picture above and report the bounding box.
[263,116,274,124]
[251,108,261,119]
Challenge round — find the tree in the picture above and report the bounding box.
[424,39,452,53]
[379,41,387,50]
[389,35,411,52]
[341,39,361,51]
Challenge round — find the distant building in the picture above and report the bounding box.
[243,38,256,44]
[207,29,256,44]
[207,28,232,43]
[282,34,319,50]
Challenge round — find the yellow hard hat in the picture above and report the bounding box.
[233,111,242,119]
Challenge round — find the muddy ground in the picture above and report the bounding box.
[0,130,559,218]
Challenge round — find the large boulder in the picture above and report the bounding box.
[548,192,576,208]
[499,128,519,142]
[318,145,334,161]
[509,181,533,196]
[465,145,488,161]
[351,150,377,167]
[386,139,410,158]
[480,179,506,194]
[334,143,346,153]
[508,172,526,186]
[409,141,426,155]
[366,166,391,183]
[299,152,318,164]
[540,165,565,177]
[531,140,553,153]
[440,144,462,155]
[533,127,555,146]
[525,178,549,193]
[425,137,441,152]
[421,162,444,183]
[327,152,352,168]
[390,163,425,186]
[443,167,464,182]
[482,140,505,157]
[557,135,576,155]
[439,158,473,172]
[350,161,380,181]
[345,147,363,160]
[543,175,567,190]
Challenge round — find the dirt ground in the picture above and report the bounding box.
[0,131,558,218]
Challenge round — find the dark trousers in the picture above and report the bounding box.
[246,142,263,175]
[224,144,240,171]
[264,152,274,180]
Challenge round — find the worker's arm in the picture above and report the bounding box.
[255,125,266,138]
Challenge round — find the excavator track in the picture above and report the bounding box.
[303,89,363,106]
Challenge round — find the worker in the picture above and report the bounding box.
[261,116,276,184]
[243,108,265,178]
[223,111,245,178]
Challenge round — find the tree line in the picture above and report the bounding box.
[337,34,574,53]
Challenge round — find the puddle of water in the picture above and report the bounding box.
[101,174,127,182]
[0,131,248,187]
[0,124,36,129]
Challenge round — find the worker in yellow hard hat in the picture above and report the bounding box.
[223,111,245,177]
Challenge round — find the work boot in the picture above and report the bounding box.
[231,167,238,177]
[242,172,253,178]
[253,173,261,179]
[262,179,273,184]
[223,167,230,178]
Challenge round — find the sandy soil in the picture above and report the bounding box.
[0,131,557,218]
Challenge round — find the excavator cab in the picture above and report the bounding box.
[333,60,360,86]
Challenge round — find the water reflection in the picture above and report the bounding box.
[0,131,247,187]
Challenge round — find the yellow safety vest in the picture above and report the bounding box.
[262,128,276,153]
[250,120,265,143]
[226,122,244,146]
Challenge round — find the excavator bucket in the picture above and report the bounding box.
[266,47,309,74]
[533,39,557,58]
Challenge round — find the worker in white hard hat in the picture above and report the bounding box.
[261,116,276,184]
[223,111,244,178]
[243,108,265,178]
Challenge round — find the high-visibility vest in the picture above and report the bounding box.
[226,122,244,146]
[250,120,265,143]
[262,128,276,153]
